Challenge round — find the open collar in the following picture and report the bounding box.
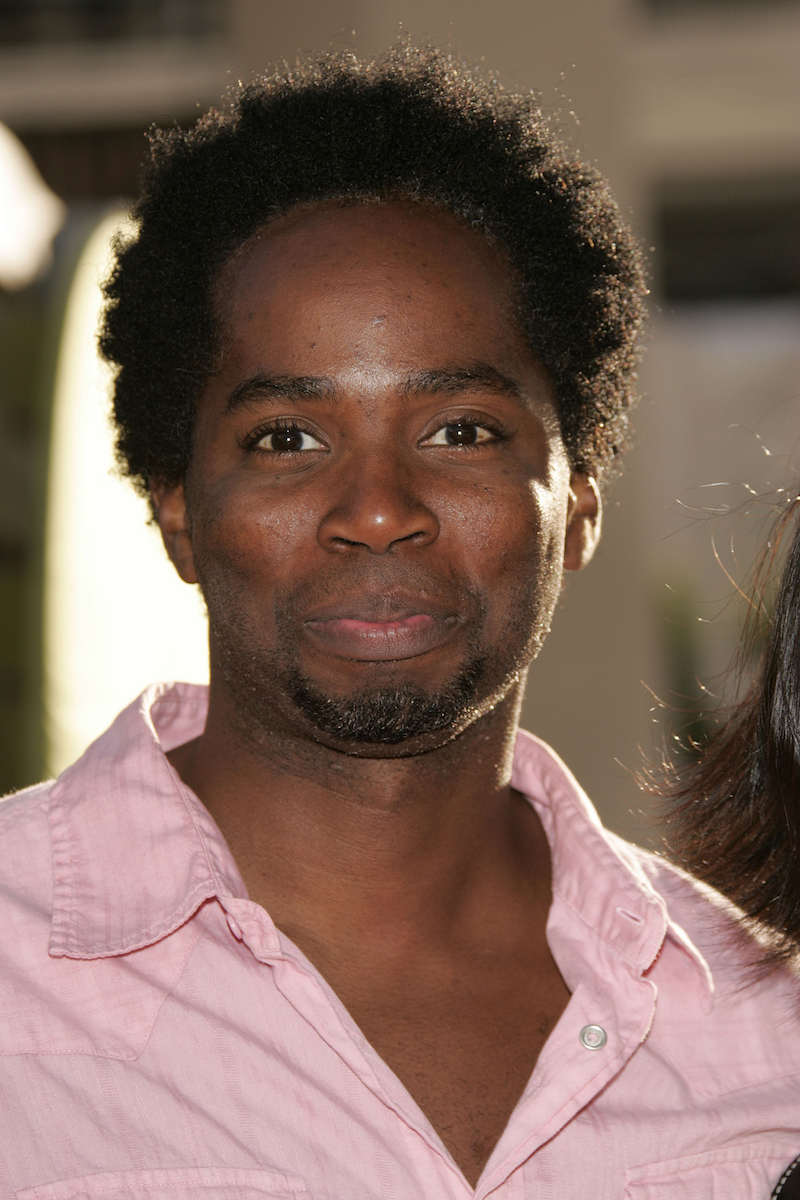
[47,683,712,1001]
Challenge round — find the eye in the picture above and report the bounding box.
[422,421,497,447]
[255,425,326,453]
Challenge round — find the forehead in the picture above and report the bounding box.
[213,199,528,366]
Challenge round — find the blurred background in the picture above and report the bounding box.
[0,0,798,841]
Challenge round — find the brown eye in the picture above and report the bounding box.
[423,422,495,447]
[270,428,304,452]
[444,422,478,445]
[256,427,326,453]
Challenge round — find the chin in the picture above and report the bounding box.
[280,657,520,757]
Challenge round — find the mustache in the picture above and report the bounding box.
[272,562,489,626]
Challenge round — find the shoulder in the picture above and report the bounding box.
[0,774,206,1061]
[619,839,800,1112]
[0,780,57,944]
[0,780,55,890]
[610,831,794,999]
[611,833,745,939]
[0,778,52,819]
[0,781,66,1053]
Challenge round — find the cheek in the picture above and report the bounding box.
[531,480,569,568]
[190,476,317,594]
[442,477,566,584]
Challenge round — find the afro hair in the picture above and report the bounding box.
[100,42,647,497]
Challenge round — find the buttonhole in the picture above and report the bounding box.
[615,907,643,925]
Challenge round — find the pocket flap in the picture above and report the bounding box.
[16,1167,311,1200]
[625,1140,800,1198]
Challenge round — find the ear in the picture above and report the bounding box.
[563,473,601,572]
[151,482,198,585]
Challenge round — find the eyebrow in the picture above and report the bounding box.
[225,362,524,413]
[401,365,523,403]
[226,374,339,412]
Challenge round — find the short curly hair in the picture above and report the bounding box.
[100,42,646,497]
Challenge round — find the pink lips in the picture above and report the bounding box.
[304,612,459,661]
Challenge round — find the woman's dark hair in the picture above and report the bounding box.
[657,493,800,966]
[99,41,646,499]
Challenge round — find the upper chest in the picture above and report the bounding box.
[311,934,573,1184]
[4,906,800,1200]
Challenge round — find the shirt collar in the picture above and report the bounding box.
[511,729,713,997]
[48,683,711,998]
[48,682,243,959]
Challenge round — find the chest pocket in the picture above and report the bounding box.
[625,1141,800,1199]
[16,1168,312,1200]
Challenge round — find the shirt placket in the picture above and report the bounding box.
[219,893,477,1199]
[217,879,661,1200]
[472,970,658,1200]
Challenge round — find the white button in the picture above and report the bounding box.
[580,1024,607,1050]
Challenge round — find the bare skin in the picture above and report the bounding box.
[159,200,600,1186]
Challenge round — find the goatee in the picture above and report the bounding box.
[283,653,489,745]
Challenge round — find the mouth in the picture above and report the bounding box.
[303,595,461,662]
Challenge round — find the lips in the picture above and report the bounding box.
[302,595,461,661]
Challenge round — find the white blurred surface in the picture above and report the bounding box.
[44,211,208,777]
[0,122,64,289]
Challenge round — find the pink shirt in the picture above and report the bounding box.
[2,683,800,1200]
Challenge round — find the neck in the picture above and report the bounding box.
[168,675,548,950]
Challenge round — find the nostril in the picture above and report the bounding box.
[318,502,439,554]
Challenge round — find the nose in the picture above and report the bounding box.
[317,453,440,554]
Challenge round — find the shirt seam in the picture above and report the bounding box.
[50,882,218,959]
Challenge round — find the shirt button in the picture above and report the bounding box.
[580,1024,608,1050]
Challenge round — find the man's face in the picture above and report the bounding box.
[165,199,582,754]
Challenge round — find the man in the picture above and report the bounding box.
[2,45,800,1200]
